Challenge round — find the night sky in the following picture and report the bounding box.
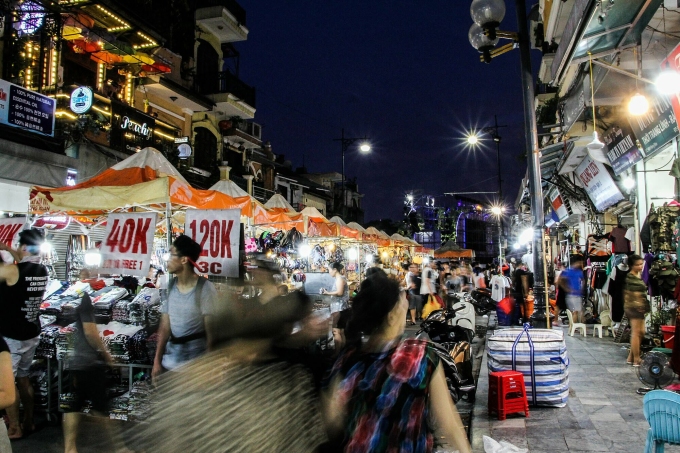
[238,1,540,221]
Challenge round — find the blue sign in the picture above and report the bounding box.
[0,79,55,137]
[603,124,643,176]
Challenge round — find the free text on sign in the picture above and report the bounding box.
[100,212,157,276]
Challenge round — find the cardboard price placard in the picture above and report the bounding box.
[184,209,239,277]
[100,212,157,276]
[0,218,26,247]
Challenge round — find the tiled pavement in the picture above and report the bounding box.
[470,325,680,452]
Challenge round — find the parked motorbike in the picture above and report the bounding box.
[415,307,476,403]
[469,287,497,315]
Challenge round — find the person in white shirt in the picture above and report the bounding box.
[490,270,511,302]
[420,261,437,296]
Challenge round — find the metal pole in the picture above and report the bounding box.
[341,128,346,218]
[495,115,503,201]
[515,0,545,323]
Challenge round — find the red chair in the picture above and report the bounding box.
[488,371,530,420]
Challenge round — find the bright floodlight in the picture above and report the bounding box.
[299,244,311,257]
[513,243,521,250]
[467,134,479,145]
[359,143,371,153]
[656,70,680,95]
[84,248,101,266]
[628,93,649,116]
[423,257,430,264]
[406,195,413,201]
[623,177,635,190]
[348,248,358,260]
[40,242,52,254]
[518,228,533,245]
[491,206,503,215]
[366,254,374,263]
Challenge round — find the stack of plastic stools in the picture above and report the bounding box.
[488,370,530,420]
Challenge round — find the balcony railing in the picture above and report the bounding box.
[217,71,256,107]
[253,185,276,203]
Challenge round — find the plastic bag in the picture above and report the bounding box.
[483,435,528,453]
[421,295,440,319]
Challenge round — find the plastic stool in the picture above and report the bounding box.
[593,324,603,338]
[488,371,530,420]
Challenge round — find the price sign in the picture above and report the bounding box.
[0,218,26,246]
[101,212,157,276]
[184,209,239,277]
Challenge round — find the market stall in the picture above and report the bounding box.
[434,241,475,260]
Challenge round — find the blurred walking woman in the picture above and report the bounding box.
[323,275,471,453]
[0,337,14,452]
[624,254,650,366]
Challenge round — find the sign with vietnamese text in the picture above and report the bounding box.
[628,93,679,158]
[0,79,55,136]
[0,218,26,247]
[603,124,643,175]
[100,212,157,276]
[662,43,680,135]
[184,209,239,277]
[576,156,624,212]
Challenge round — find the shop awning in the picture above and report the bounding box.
[551,0,663,83]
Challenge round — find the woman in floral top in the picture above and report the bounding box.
[324,273,471,453]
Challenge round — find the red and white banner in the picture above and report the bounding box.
[0,217,27,247]
[100,212,157,276]
[184,209,240,277]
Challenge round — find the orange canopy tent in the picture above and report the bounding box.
[434,241,475,259]
[29,148,254,217]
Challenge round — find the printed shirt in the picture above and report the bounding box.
[329,338,440,453]
[490,275,510,302]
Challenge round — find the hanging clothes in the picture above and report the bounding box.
[608,227,631,254]
[586,234,612,262]
[606,263,629,323]
[649,205,680,252]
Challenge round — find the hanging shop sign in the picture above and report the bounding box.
[576,156,625,211]
[110,101,155,153]
[0,79,55,137]
[100,212,157,276]
[603,123,643,175]
[32,215,71,230]
[69,86,93,114]
[184,209,240,277]
[662,43,680,133]
[548,188,569,222]
[628,93,679,158]
[0,217,26,246]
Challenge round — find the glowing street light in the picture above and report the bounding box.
[466,134,479,145]
[359,143,371,153]
[491,206,503,216]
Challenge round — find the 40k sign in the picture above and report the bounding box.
[101,212,157,277]
[184,209,239,277]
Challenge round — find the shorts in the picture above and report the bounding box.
[162,337,207,370]
[566,295,582,313]
[63,367,108,413]
[408,293,423,311]
[3,336,39,378]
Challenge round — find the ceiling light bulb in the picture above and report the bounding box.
[628,93,649,116]
[655,70,680,95]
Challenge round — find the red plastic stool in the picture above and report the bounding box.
[488,371,530,420]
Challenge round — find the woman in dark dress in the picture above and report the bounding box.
[624,255,650,366]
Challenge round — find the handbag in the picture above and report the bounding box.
[421,295,440,319]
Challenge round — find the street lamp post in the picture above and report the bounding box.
[469,0,546,325]
[491,205,503,266]
[333,128,370,218]
[467,115,506,201]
